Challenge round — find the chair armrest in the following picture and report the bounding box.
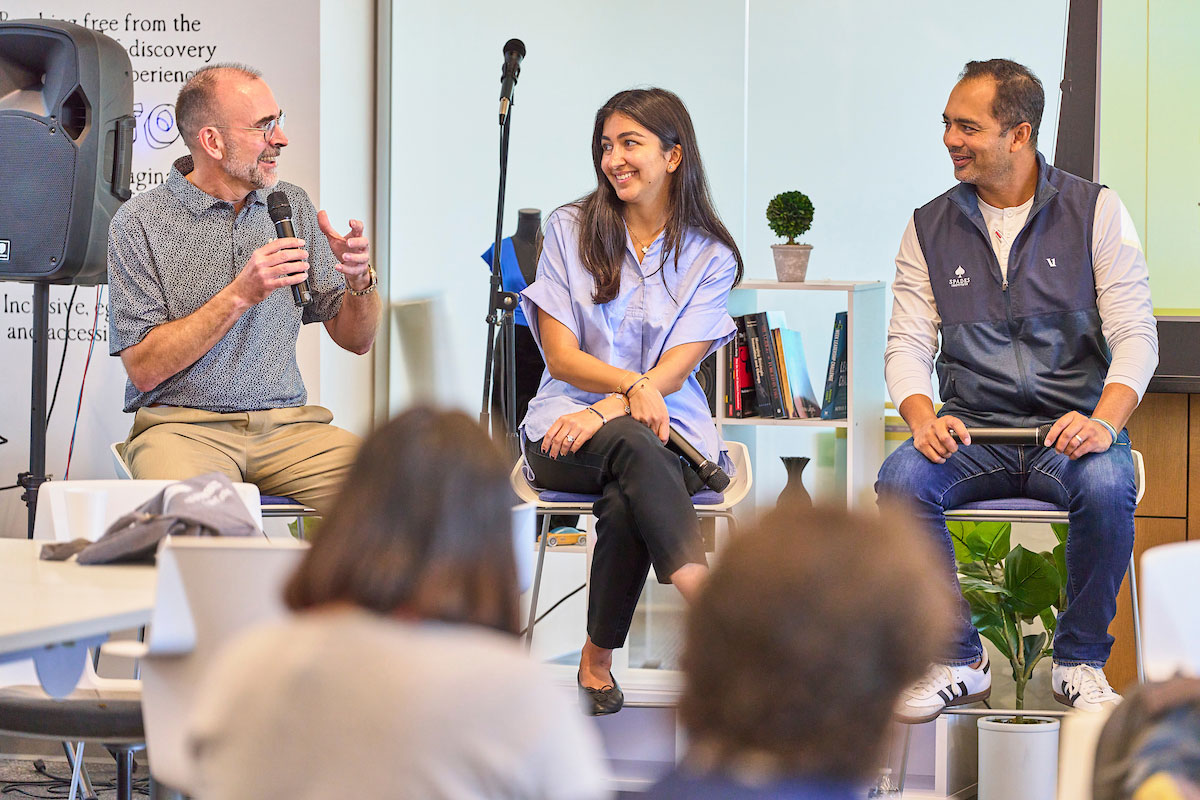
[100,641,149,659]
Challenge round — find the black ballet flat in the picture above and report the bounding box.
[577,670,624,716]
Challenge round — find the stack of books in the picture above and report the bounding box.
[724,310,848,420]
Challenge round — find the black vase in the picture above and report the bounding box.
[778,456,813,508]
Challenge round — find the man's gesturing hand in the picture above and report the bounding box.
[912,414,971,464]
[318,211,372,290]
[1043,411,1114,460]
[232,237,309,306]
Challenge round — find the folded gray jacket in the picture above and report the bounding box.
[40,473,261,564]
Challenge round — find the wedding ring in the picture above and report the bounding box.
[565,435,576,444]
[1074,434,1084,444]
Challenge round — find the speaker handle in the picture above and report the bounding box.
[111,115,135,201]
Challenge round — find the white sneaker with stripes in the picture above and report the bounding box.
[1052,662,1122,712]
[895,649,992,724]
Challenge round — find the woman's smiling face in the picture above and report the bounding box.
[599,112,680,212]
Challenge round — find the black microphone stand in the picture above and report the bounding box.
[479,91,520,458]
[15,282,51,538]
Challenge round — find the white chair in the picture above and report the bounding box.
[110,441,319,538]
[1137,539,1200,682]
[2,479,267,800]
[105,536,309,797]
[511,440,752,648]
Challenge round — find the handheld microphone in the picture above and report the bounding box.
[666,425,731,492]
[266,191,311,307]
[949,425,1055,446]
[498,38,525,126]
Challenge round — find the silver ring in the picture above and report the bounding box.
[565,435,576,444]
[1074,434,1084,443]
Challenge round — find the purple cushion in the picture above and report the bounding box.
[260,494,302,506]
[537,489,724,506]
[950,498,1065,513]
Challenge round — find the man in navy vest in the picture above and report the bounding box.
[877,59,1157,723]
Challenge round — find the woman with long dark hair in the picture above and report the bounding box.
[521,88,743,716]
[189,408,607,799]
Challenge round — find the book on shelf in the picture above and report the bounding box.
[772,327,797,418]
[778,328,822,418]
[755,311,788,418]
[820,311,848,420]
[729,317,757,418]
[742,313,775,419]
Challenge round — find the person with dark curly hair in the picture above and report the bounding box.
[646,503,952,799]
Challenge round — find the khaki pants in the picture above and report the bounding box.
[123,405,360,518]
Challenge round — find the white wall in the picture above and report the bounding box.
[318,0,377,435]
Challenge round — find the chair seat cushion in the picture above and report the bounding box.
[537,488,724,505]
[950,497,1065,513]
[0,685,143,741]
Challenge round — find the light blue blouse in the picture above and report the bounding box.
[519,206,737,466]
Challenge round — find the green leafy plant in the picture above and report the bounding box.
[950,520,1069,712]
[766,190,815,245]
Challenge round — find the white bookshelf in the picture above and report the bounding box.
[716,278,887,509]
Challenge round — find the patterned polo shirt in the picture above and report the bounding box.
[107,156,345,413]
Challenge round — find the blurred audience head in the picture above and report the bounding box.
[284,407,519,633]
[1094,678,1200,800]
[678,501,952,781]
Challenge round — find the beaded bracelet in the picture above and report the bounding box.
[585,406,607,424]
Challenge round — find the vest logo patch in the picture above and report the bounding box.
[949,265,971,288]
[0,240,9,262]
[1047,257,1056,268]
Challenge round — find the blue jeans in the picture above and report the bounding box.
[875,432,1135,667]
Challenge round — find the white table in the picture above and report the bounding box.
[0,538,156,697]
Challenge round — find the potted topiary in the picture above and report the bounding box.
[766,190,815,282]
[951,519,1068,800]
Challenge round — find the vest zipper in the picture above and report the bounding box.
[1000,258,1034,411]
[980,220,1035,412]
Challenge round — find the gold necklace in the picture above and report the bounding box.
[628,223,666,255]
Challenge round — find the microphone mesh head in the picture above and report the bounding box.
[266,190,292,222]
[707,469,731,493]
[503,38,526,58]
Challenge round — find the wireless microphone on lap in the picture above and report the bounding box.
[266,190,312,307]
[949,424,1056,446]
[667,425,731,493]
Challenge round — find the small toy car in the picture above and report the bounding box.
[545,527,587,547]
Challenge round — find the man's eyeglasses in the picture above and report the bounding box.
[207,111,286,141]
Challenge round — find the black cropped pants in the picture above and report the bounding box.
[525,416,707,649]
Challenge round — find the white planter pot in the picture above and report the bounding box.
[977,715,1060,800]
[771,244,812,281]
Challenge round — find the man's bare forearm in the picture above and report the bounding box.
[324,291,382,355]
[1091,382,1139,432]
[899,394,938,432]
[120,284,251,392]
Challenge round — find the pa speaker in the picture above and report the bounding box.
[0,19,134,285]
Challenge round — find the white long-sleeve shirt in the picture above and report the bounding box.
[885,187,1158,410]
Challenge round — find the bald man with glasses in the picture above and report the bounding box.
[106,63,381,517]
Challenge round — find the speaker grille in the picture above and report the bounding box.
[0,114,77,277]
